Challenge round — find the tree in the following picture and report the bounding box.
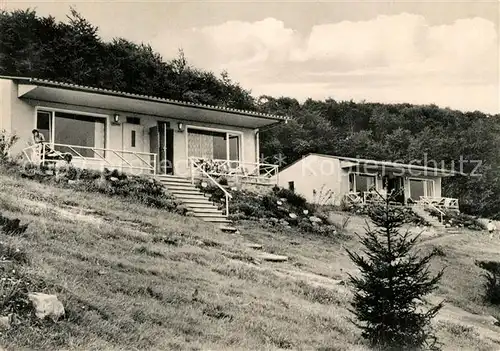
[346,192,444,350]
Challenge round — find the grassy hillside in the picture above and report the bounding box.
[1,173,500,350]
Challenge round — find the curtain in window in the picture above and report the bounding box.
[188,132,214,159]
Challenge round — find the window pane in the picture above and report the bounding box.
[53,112,105,157]
[188,129,227,160]
[131,130,136,147]
[355,174,375,192]
[36,111,51,142]
[426,180,434,197]
[410,180,425,200]
[229,135,240,161]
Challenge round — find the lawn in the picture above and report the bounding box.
[0,173,499,350]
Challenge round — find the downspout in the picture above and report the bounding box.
[254,129,260,164]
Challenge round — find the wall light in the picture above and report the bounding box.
[113,114,120,123]
[177,122,185,132]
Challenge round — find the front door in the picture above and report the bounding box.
[387,176,405,204]
[122,122,144,172]
[149,121,174,174]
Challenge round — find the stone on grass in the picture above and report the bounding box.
[0,315,11,330]
[309,216,322,223]
[247,243,263,250]
[289,213,297,219]
[257,253,288,262]
[28,293,65,322]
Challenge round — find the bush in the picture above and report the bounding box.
[200,183,340,236]
[475,260,500,305]
[427,208,485,230]
[0,130,19,163]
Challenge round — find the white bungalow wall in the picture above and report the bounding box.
[278,155,347,205]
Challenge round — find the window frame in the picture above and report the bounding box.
[349,171,378,193]
[408,178,436,200]
[34,106,109,158]
[185,125,244,163]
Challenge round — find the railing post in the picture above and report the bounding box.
[225,193,229,217]
[190,158,195,185]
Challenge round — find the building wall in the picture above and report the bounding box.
[1,81,258,176]
[278,155,344,205]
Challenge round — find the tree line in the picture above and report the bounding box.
[2,8,500,218]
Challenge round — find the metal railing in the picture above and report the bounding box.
[188,157,278,183]
[189,158,233,217]
[419,196,459,210]
[22,142,157,174]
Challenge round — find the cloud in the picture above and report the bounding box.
[151,13,499,113]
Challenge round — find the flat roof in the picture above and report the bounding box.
[2,76,290,129]
[279,153,462,177]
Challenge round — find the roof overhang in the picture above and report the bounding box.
[339,159,457,177]
[15,80,287,129]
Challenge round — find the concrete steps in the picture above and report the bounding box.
[156,175,230,225]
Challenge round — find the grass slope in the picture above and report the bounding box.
[0,173,499,350]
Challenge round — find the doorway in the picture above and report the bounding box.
[385,175,405,204]
[149,121,174,175]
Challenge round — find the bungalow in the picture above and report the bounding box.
[277,154,460,210]
[0,76,288,183]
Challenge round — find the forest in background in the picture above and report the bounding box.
[1,8,500,218]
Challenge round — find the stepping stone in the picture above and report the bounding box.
[256,253,288,262]
[246,243,263,250]
[220,226,238,234]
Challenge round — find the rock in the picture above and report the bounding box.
[257,253,288,262]
[0,315,11,330]
[280,220,289,226]
[276,200,283,206]
[270,217,279,223]
[247,243,263,250]
[303,210,309,215]
[109,177,119,182]
[28,293,65,322]
[68,180,77,185]
[289,213,297,219]
[309,216,322,223]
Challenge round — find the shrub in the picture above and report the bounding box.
[475,260,500,305]
[0,130,19,163]
[427,208,484,230]
[272,187,307,208]
[346,193,444,351]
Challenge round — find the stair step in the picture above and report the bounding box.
[157,177,192,184]
[174,194,209,200]
[172,189,206,195]
[165,184,199,191]
[197,216,230,222]
[186,202,218,208]
[180,200,214,206]
[202,218,231,223]
[190,208,223,214]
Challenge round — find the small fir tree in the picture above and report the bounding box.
[346,190,444,350]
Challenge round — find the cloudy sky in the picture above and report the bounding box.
[3,0,499,113]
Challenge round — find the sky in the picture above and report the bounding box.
[2,0,499,114]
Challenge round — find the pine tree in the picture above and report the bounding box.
[346,191,444,350]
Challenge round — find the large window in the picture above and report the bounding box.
[349,173,376,192]
[36,110,106,158]
[409,179,435,201]
[187,129,241,161]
